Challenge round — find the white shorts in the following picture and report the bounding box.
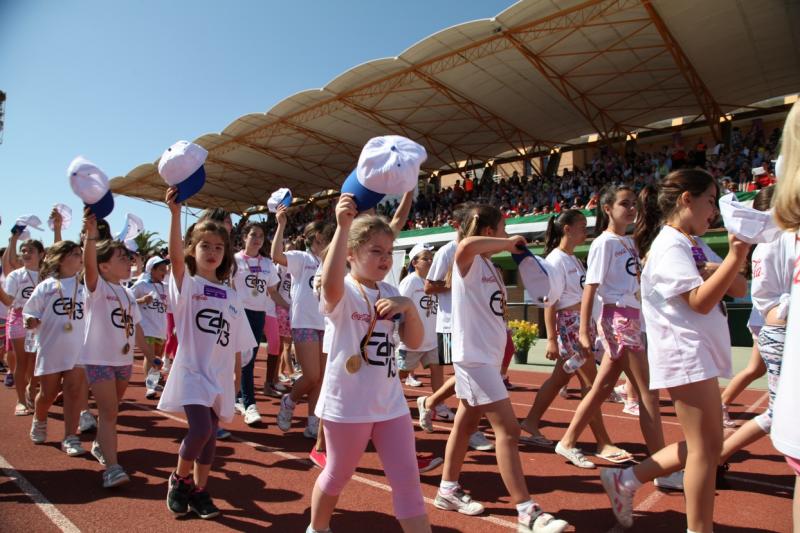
[453,363,508,407]
[397,348,438,371]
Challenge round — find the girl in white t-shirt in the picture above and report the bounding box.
[771,100,800,532]
[21,240,87,456]
[600,170,749,532]
[276,261,293,381]
[0,238,44,416]
[519,209,633,462]
[81,213,154,489]
[132,257,170,400]
[554,185,665,472]
[308,194,428,533]
[161,187,256,520]
[232,222,285,426]
[436,204,569,533]
[272,207,333,438]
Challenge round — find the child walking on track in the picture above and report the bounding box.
[435,204,569,533]
[81,212,154,488]
[308,194,430,533]
[601,169,749,532]
[21,240,87,455]
[554,185,667,474]
[160,187,257,519]
[132,256,170,399]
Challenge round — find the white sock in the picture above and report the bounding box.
[620,467,642,492]
[439,480,459,493]
[515,499,536,519]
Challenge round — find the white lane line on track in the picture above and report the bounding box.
[125,401,518,530]
[0,453,81,533]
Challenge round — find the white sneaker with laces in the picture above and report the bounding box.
[102,464,130,488]
[518,507,569,533]
[304,415,319,439]
[600,468,634,528]
[434,486,485,515]
[554,441,595,469]
[654,470,684,491]
[277,394,295,432]
[243,404,262,426]
[78,410,96,433]
[62,435,86,456]
[30,419,47,444]
[468,431,494,451]
[417,396,434,433]
[404,374,423,387]
[434,403,455,421]
[234,401,246,416]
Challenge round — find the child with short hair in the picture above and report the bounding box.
[132,256,170,399]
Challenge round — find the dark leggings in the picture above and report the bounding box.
[241,309,265,408]
[179,405,219,465]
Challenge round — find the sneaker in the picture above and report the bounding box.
[167,472,194,516]
[405,374,423,387]
[4,373,14,387]
[716,462,730,490]
[188,489,220,519]
[434,403,455,421]
[721,404,737,428]
[503,376,514,390]
[102,464,130,488]
[417,395,434,433]
[272,381,289,393]
[30,419,47,444]
[622,401,640,416]
[262,384,283,398]
[278,373,291,384]
[309,448,327,469]
[303,415,319,439]
[61,435,86,457]
[305,526,333,533]
[216,428,231,440]
[145,369,161,399]
[243,404,262,426]
[277,394,295,432]
[600,468,634,528]
[654,470,684,491]
[234,401,246,416]
[91,440,107,466]
[417,454,443,473]
[162,357,172,373]
[79,410,97,433]
[558,386,569,399]
[434,486,485,515]
[468,431,494,452]
[609,384,627,404]
[554,441,595,469]
[518,506,569,533]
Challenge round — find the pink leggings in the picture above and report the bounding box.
[316,414,425,520]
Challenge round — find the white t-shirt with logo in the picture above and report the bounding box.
[427,240,457,334]
[772,233,800,459]
[233,252,281,316]
[23,276,86,376]
[277,265,292,306]
[0,274,8,317]
[131,278,169,340]
[641,226,729,389]
[398,273,437,352]
[157,270,257,423]
[451,256,507,366]
[585,232,641,309]
[315,275,407,423]
[750,231,795,320]
[4,267,39,309]
[284,250,324,330]
[79,278,142,367]
[545,248,585,310]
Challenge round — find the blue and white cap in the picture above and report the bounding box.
[267,188,292,213]
[12,215,43,240]
[512,245,560,307]
[68,156,114,219]
[341,135,427,211]
[158,140,208,203]
[115,213,145,252]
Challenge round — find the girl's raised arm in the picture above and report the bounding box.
[271,206,289,267]
[455,235,525,277]
[82,210,100,293]
[321,194,357,312]
[166,187,186,293]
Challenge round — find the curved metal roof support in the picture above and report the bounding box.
[641,0,724,142]
[230,138,341,188]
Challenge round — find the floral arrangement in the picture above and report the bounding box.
[509,320,539,351]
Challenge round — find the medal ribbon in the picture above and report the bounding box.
[353,277,381,364]
[56,275,79,324]
[106,279,133,344]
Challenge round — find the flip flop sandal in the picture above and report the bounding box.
[519,434,555,448]
[595,450,636,464]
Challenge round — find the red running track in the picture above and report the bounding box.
[0,358,793,532]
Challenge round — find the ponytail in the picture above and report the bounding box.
[633,184,661,258]
[543,209,585,256]
[462,204,502,239]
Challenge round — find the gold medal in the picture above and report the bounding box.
[63,322,73,332]
[345,354,362,374]
[122,342,130,355]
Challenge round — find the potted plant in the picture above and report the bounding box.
[509,320,539,364]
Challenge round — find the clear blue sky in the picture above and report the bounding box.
[0,0,514,244]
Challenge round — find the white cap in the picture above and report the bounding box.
[48,203,73,231]
[752,166,766,177]
[407,243,434,272]
[513,246,560,307]
[68,156,115,219]
[145,256,170,273]
[158,140,208,202]
[115,213,144,244]
[12,215,43,240]
[267,188,292,213]
[719,192,781,244]
[341,135,427,211]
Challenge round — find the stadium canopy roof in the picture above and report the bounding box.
[111,0,800,212]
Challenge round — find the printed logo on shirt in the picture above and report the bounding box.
[625,257,640,277]
[195,308,230,346]
[145,299,167,314]
[579,274,586,289]
[752,258,763,279]
[111,308,135,337]
[281,276,291,293]
[351,311,371,323]
[245,275,266,294]
[203,286,227,299]
[53,298,84,320]
[248,265,263,273]
[308,275,315,290]
[361,330,396,378]
[419,294,438,315]
[22,286,33,299]
[489,290,504,317]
